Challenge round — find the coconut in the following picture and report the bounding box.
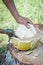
[11,24,41,50]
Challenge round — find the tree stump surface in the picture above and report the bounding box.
[8,25,43,65]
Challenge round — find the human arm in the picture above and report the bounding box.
[2,0,33,27]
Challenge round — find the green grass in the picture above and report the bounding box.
[0,44,6,54]
[0,34,8,54]
[0,0,43,30]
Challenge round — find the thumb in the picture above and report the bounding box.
[24,22,30,29]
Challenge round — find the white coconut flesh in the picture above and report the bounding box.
[15,24,37,39]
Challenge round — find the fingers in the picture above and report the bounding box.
[23,22,30,28]
[27,19,33,24]
[25,19,34,28]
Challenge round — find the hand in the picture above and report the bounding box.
[17,15,33,28]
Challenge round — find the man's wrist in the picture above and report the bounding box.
[14,13,20,23]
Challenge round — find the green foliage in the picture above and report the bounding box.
[0,44,6,54]
[0,34,8,54]
[0,36,3,43]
